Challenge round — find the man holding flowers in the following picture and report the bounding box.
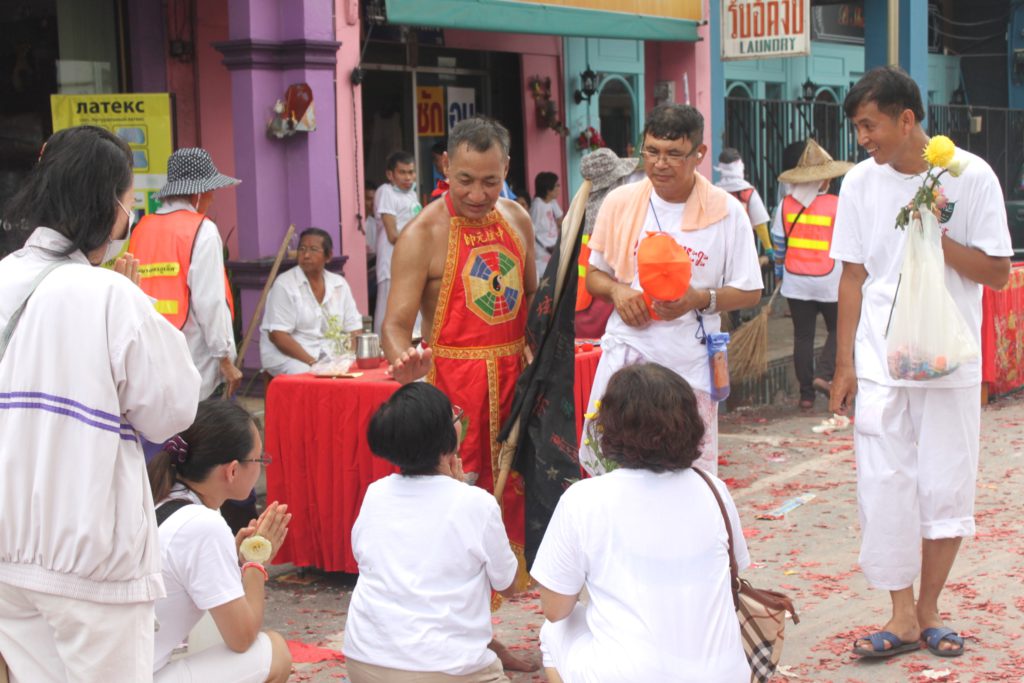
[830,65,1012,659]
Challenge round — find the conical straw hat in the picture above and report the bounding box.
[777,138,854,184]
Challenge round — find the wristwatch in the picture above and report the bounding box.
[699,288,717,315]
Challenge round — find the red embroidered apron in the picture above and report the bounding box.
[429,194,528,588]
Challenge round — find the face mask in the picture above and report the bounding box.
[101,198,137,266]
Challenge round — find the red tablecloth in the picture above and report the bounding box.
[265,349,602,573]
[981,263,1024,395]
[264,364,400,573]
[574,347,602,440]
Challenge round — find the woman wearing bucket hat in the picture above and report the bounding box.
[574,148,640,339]
[769,138,853,410]
[129,147,242,400]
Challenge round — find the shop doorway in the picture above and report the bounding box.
[0,0,125,256]
[360,48,524,207]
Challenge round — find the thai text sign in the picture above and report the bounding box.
[721,0,810,62]
[416,87,445,137]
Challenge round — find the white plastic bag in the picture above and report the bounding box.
[886,211,979,380]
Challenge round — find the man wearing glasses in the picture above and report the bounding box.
[579,104,764,476]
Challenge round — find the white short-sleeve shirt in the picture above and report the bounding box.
[531,468,750,682]
[374,183,422,282]
[153,486,244,672]
[343,475,518,675]
[589,193,764,394]
[830,152,1012,388]
[259,265,363,372]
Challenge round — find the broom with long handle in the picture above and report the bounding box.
[728,285,780,383]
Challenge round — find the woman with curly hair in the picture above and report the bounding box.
[531,362,751,682]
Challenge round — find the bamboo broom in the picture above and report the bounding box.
[727,286,780,383]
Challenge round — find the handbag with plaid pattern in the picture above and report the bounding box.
[695,468,799,683]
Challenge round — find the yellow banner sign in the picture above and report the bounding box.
[51,93,173,215]
[514,0,701,21]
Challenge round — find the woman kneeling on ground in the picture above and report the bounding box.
[343,382,520,682]
[532,362,752,682]
[147,399,293,683]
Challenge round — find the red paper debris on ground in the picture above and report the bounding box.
[287,640,345,663]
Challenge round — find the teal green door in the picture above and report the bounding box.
[563,37,645,198]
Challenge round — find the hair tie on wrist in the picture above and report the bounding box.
[164,435,190,464]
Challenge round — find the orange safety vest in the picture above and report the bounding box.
[575,233,593,311]
[782,193,838,277]
[128,210,235,329]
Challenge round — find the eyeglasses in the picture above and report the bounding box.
[641,147,700,167]
[240,454,273,466]
[452,405,464,426]
[297,245,324,254]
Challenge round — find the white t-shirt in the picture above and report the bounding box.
[770,192,843,302]
[374,184,422,282]
[365,216,380,256]
[259,265,363,372]
[715,179,771,227]
[589,192,764,394]
[531,196,564,274]
[153,486,245,672]
[343,475,518,675]
[831,151,1012,388]
[531,468,751,682]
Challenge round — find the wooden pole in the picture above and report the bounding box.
[233,225,296,372]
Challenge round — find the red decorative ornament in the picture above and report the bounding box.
[576,126,606,152]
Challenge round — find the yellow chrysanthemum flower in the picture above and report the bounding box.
[923,135,956,168]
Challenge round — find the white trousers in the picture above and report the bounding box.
[0,582,154,683]
[154,632,272,683]
[374,278,422,338]
[854,380,980,590]
[539,603,590,675]
[579,341,719,477]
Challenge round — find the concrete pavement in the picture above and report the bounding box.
[264,390,1024,682]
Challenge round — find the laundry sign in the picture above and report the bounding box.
[721,0,810,62]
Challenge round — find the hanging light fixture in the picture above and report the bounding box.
[574,67,598,104]
[801,78,818,102]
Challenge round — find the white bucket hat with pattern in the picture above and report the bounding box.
[156,147,241,199]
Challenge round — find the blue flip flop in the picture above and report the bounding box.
[852,631,921,658]
[921,627,965,657]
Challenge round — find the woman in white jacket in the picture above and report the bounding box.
[0,125,201,682]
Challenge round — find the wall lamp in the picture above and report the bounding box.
[574,67,598,104]
[801,78,818,102]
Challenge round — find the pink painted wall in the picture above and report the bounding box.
[335,4,369,309]
[439,30,568,208]
[521,53,569,209]
[694,0,714,178]
[195,0,239,256]
[642,36,712,178]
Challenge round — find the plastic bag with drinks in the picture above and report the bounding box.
[886,210,979,381]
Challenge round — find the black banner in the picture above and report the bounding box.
[499,220,583,567]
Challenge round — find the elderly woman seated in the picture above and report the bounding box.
[343,382,519,682]
[532,362,752,682]
[259,227,363,375]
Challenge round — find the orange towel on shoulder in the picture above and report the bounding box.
[588,173,730,283]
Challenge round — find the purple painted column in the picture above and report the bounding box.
[215,0,341,259]
[214,0,342,379]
